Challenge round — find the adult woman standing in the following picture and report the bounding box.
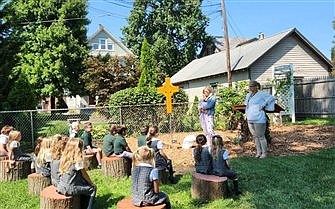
[198,86,217,146]
[245,81,275,159]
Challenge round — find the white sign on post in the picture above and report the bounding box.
[272,64,295,123]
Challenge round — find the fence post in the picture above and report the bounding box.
[30,111,35,148]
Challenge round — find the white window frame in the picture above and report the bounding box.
[99,38,106,49]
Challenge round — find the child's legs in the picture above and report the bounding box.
[86,148,102,164]
[148,192,171,209]
[118,151,133,159]
[74,185,96,209]
[222,169,238,180]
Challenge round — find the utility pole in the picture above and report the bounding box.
[221,0,232,87]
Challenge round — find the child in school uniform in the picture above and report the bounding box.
[102,124,117,157]
[113,125,133,159]
[193,134,212,174]
[50,135,67,187]
[137,125,149,147]
[57,138,96,209]
[131,146,171,209]
[81,122,102,168]
[146,126,175,183]
[0,125,13,156]
[35,137,53,177]
[7,130,32,161]
[211,135,242,195]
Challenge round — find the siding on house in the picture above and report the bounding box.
[250,34,330,84]
[89,30,131,56]
[180,70,249,102]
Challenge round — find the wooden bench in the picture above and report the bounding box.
[40,185,80,209]
[117,198,166,209]
[191,172,228,201]
[28,173,51,196]
[0,160,31,181]
[101,156,131,177]
[84,154,98,170]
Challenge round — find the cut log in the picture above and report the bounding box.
[101,156,131,177]
[40,185,80,209]
[0,160,31,181]
[84,154,98,170]
[117,198,166,209]
[28,173,51,196]
[191,172,228,201]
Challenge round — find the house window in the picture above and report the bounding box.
[92,43,98,50]
[107,43,114,50]
[210,82,218,93]
[100,39,106,49]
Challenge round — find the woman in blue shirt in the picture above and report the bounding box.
[198,86,217,146]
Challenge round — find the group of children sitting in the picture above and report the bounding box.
[0,122,241,209]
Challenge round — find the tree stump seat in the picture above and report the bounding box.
[101,156,131,177]
[28,173,51,196]
[40,185,80,209]
[117,198,166,209]
[84,154,98,170]
[0,160,31,181]
[191,172,228,201]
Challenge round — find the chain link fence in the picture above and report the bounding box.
[0,102,201,152]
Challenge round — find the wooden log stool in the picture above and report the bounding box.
[101,156,131,177]
[40,185,80,209]
[84,154,98,170]
[117,198,166,209]
[0,160,31,181]
[191,172,228,201]
[28,173,51,196]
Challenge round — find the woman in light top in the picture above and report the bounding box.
[245,81,275,159]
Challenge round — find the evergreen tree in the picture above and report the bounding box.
[123,0,210,77]
[4,0,89,108]
[137,38,157,88]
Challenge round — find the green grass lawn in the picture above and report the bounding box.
[1,147,335,209]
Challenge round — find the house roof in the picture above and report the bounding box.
[171,28,333,84]
[88,24,133,55]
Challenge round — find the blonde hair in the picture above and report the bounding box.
[51,135,68,160]
[212,135,224,160]
[59,138,83,174]
[132,146,155,167]
[203,86,213,94]
[8,130,21,145]
[71,122,79,130]
[36,137,53,165]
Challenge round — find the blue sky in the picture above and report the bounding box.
[87,0,334,59]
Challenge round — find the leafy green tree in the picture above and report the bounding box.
[81,54,140,105]
[123,0,210,77]
[137,38,158,88]
[5,0,89,108]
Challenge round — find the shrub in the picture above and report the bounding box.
[181,96,201,132]
[216,81,248,130]
[37,120,69,137]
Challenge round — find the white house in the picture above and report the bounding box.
[171,28,333,102]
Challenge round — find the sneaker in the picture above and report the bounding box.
[259,154,266,159]
[97,165,102,169]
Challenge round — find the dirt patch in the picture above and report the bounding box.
[126,125,335,174]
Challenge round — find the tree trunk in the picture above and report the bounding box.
[101,157,131,177]
[28,173,51,196]
[191,172,228,201]
[117,198,166,209]
[40,186,80,209]
[0,160,31,181]
[84,154,98,170]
